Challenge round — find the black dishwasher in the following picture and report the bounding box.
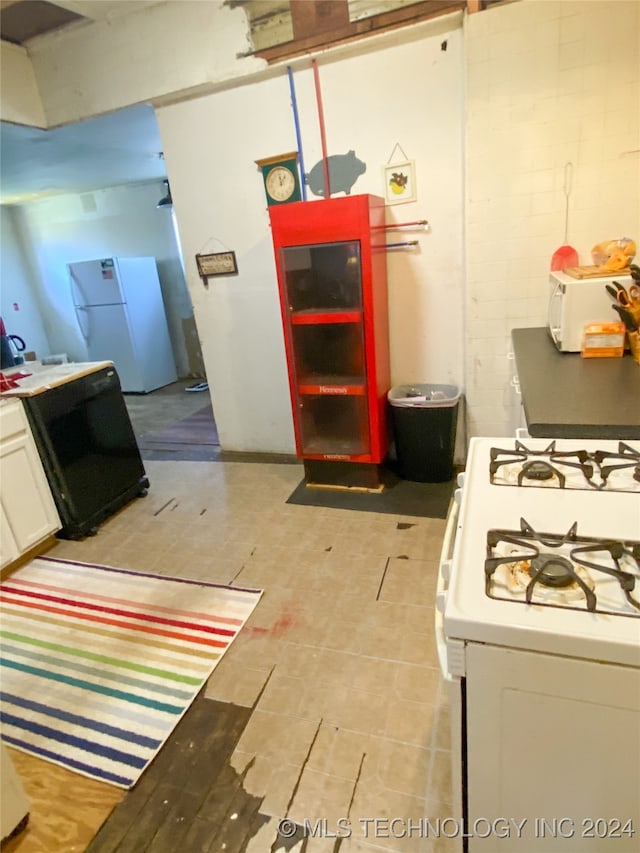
[23,366,149,539]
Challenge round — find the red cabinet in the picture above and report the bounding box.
[269,194,390,485]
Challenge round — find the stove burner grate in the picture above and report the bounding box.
[489,441,640,492]
[593,443,640,487]
[485,518,640,616]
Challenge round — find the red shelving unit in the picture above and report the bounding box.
[269,194,390,487]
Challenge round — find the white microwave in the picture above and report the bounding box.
[547,270,633,351]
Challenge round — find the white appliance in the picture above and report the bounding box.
[69,257,177,393]
[547,271,634,352]
[436,436,640,852]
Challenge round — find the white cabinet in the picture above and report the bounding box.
[0,398,60,569]
[465,643,640,851]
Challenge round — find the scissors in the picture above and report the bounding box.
[607,281,640,307]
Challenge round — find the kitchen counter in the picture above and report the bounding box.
[512,327,640,439]
[0,361,112,396]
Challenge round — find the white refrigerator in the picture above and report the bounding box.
[69,256,178,393]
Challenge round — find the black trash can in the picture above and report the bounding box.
[388,383,460,482]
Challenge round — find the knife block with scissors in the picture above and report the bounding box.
[606,277,640,363]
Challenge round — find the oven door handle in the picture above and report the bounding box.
[435,489,461,681]
[435,598,452,682]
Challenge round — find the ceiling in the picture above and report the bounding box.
[0,0,161,44]
[1,105,167,205]
[0,0,167,205]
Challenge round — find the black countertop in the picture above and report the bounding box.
[512,327,640,439]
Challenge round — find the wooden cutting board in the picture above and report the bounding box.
[563,265,630,279]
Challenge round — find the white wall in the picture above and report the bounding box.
[0,207,51,358]
[9,183,194,374]
[465,0,640,437]
[24,0,265,127]
[0,42,46,127]
[157,18,465,454]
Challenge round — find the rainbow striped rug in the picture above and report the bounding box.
[0,557,262,788]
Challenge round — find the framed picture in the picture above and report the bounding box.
[196,251,238,277]
[383,160,416,205]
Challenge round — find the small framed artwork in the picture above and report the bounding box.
[383,160,416,205]
[196,251,238,277]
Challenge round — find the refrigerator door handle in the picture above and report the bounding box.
[74,305,89,344]
[70,272,89,343]
[69,269,83,307]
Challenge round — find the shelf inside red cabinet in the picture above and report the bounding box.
[290,310,362,325]
[298,379,366,395]
[303,451,373,462]
[298,394,370,457]
[291,323,365,390]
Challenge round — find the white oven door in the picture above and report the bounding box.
[465,643,640,851]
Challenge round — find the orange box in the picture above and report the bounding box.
[581,322,625,358]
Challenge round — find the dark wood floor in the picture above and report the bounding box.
[135,403,221,461]
[144,403,219,446]
[87,685,338,853]
[124,383,298,465]
[86,691,267,853]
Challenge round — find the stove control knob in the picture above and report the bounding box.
[435,590,447,614]
[456,472,465,488]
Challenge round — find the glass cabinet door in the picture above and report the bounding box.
[281,241,362,313]
[291,322,365,388]
[298,395,369,457]
[281,239,371,457]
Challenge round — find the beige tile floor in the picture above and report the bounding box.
[46,458,458,853]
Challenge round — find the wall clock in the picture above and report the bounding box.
[255,152,302,206]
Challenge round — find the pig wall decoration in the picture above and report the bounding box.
[306,150,366,197]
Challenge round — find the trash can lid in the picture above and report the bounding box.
[387,383,461,407]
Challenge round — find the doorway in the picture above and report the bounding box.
[151,185,217,459]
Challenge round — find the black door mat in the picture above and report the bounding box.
[286,467,455,519]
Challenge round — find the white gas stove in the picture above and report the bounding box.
[436,436,640,852]
[444,436,640,668]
